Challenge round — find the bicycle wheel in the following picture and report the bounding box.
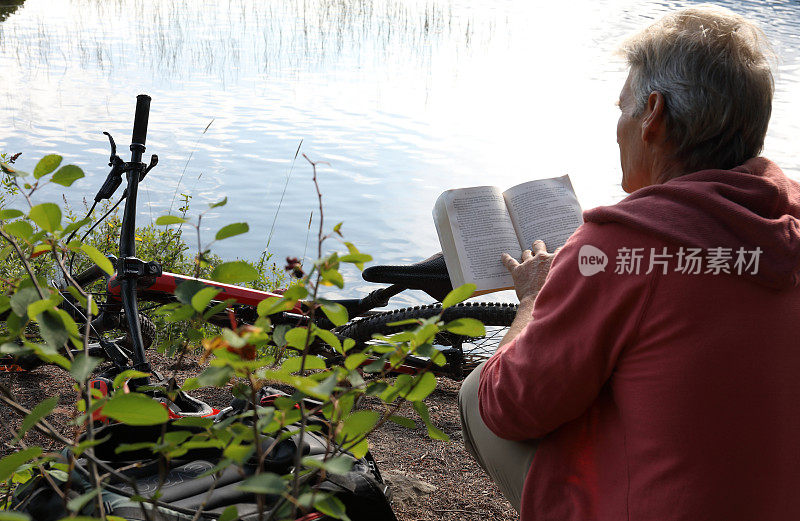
[90,312,157,357]
[335,302,517,379]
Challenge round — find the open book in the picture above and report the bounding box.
[433,175,583,294]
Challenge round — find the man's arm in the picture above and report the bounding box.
[479,225,655,440]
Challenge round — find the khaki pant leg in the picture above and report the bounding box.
[458,361,540,513]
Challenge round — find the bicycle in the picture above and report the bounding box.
[0,97,518,383]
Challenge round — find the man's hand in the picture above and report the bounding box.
[502,240,560,304]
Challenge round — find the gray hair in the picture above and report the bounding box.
[620,5,775,172]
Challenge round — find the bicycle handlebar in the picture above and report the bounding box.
[131,94,151,147]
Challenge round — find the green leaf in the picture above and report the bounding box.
[51,165,84,186]
[0,447,42,483]
[27,297,58,319]
[112,370,151,390]
[219,505,238,521]
[342,410,379,439]
[321,302,348,327]
[413,401,449,441]
[238,472,286,495]
[13,395,59,443]
[114,442,155,454]
[302,455,354,476]
[305,373,338,400]
[74,435,111,456]
[161,303,196,323]
[4,219,33,239]
[224,443,254,464]
[416,344,446,366]
[174,279,208,304]
[0,512,31,520]
[282,285,308,300]
[344,353,369,371]
[215,222,249,241]
[271,324,290,347]
[314,328,342,354]
[191,286,221,312]
[173,417,213,429]
[37,310,70,348]
[444,318,486,337]
[339,252,372,267]
[61,217,92,237]
[64,286,99,316]
[155,215,187,225]
[80,244,113,275]
[312,492,351,521]
[209,197,228,208]
[101,393,168,425]
[284,327,312,349]
[281,355,326,373]
[256,296,294,317]
[211,261,258,283]
[33,155,62,179]
[388,415,416,428]
[385,318,422,327]
[405,372,436,402]
[442,283,477,309]
[0,208,23,220]
[70,354,101,382]
[320,268,344,288]
[66,488,98,514]
[198,365,234,387]
[181,377,200,392]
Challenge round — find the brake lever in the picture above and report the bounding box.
[141,154,158,181]
[103,131,117,162]
[94,132,126,202]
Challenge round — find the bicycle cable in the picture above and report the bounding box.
[66,195,125,277]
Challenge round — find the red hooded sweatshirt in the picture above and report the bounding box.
[478,158,800,521]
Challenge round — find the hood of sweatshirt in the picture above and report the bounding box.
[583,157,800,290]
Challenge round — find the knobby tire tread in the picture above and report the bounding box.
[336,302,517,341]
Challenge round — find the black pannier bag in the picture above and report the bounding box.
[11,388,397,521]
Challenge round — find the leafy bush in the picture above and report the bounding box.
[0,153,476,520]
[0,153,287,351]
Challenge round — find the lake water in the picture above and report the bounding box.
[0,0,798,304]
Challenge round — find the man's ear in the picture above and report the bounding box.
[641,91,667,144]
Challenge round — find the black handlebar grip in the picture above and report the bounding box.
[131,94,151,146]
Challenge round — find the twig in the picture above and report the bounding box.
[0,230,46,299]
[168,118,215,215]
[265,139,303,252]
[81,295,105,519]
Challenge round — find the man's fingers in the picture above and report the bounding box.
[532,240,548,256]
[501,252,519,271]
[521,249,533,262]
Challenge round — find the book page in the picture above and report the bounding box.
[433,193,465,288]
[503,175,583,252]
[440,186,519,292]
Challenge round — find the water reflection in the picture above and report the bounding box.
[0,0,492,79]
[0,0,798,304]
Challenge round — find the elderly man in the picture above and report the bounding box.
[459,6,800,521]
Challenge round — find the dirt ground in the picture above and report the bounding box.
[0,352,516,521]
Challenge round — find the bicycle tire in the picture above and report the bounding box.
[335,302,517,379]
[91,312,157,357]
